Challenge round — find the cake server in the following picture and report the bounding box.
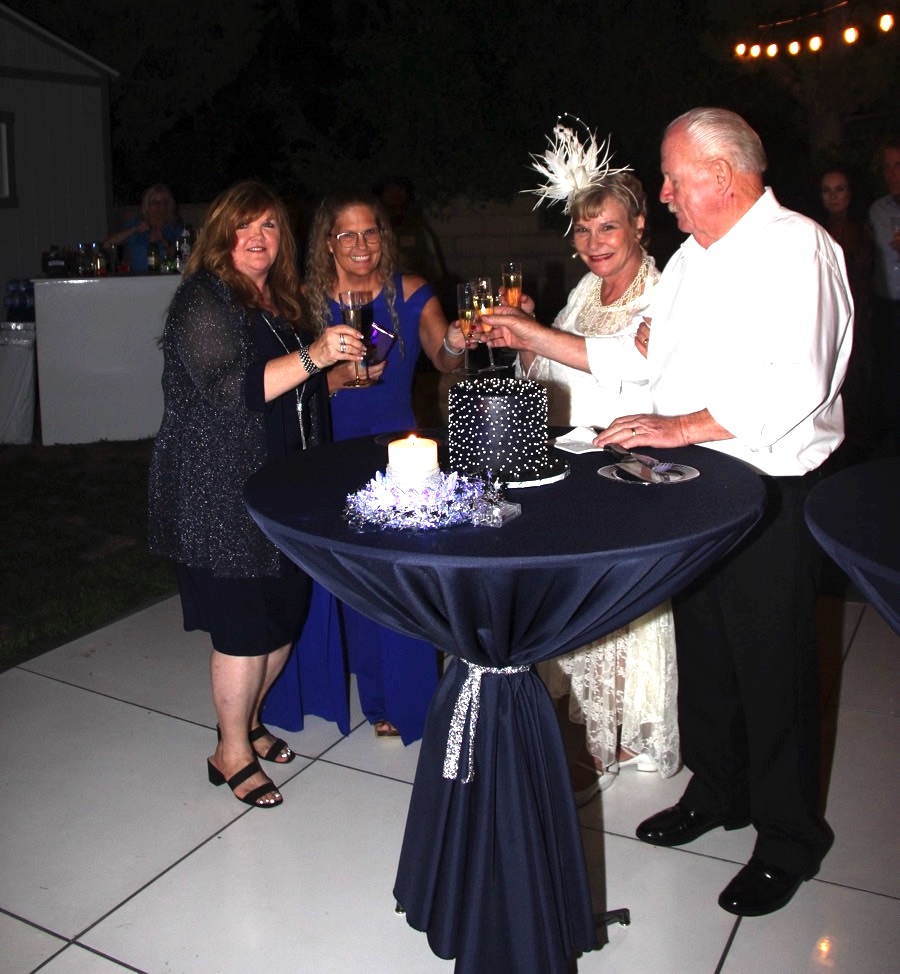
[603,443,668,484]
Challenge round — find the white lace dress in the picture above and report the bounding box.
[524,260,681,777]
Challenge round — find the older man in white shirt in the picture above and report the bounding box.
[595,107,852,917]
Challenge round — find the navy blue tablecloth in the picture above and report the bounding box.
[245,436,765,973]
[806,457,900,634]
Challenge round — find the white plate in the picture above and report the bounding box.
[597,463,700,485]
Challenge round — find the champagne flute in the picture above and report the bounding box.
[456,281,476,373]
[340,290,375,387]
[471,276,503,372]
[501,261,522,308]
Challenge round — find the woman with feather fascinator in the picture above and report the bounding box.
[488,118,679,802]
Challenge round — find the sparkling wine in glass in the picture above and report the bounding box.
[456,281,476,373]
[501,261,522,308]
[340,290,375,387]
[471,276,503,372]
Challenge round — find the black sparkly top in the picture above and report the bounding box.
[148,270,328,577]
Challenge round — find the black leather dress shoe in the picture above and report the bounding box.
[636,802,751,847]
[718,857,813,916]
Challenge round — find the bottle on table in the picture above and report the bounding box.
[146,242,160,273]
[75,243,92,277]
[92,242,107,276]
[175,226,192,273]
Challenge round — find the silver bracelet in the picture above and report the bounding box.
[298,344,320,375]
[442,335,465,357]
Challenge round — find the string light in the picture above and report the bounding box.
[732,3,895,59]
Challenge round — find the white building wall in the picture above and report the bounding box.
[0,6,114,282]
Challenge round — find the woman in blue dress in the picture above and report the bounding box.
[263,189,466,743]
[104,184,183,272]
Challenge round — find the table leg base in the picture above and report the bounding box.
[595,908,630,928]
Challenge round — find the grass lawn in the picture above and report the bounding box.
[0,439,176,671]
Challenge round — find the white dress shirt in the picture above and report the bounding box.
[647,188,853,476]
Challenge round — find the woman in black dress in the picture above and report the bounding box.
[149,181,363,808]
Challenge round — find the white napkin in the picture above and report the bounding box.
[551,427,605,454]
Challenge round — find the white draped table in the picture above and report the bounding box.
[33,275,180,444]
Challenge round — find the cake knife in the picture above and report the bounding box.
[602,443,668,484]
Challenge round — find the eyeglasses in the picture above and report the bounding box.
[332,228,382,249]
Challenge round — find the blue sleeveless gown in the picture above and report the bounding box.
[262,275,440,744]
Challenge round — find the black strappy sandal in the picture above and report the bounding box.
[215,723,295,764]
[249,723,296,763]
[207,757,283,808]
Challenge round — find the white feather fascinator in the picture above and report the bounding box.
[524,115,631,214]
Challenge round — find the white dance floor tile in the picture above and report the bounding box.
[1,913,66,974]
[19,596,213,725]
[838,607,899,715]
[29,944,140,974]
[723,880,899,974]
[81,760,447,974]
[322,718,422,783]
[574,831,740,971]
[818,707,900,897]
[0,668,308,938]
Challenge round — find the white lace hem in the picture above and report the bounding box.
[537,601,680,778]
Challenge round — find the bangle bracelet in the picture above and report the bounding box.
[298,344,320,375]
[442,336,465,357]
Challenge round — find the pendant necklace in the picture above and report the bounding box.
[261,310,308,451]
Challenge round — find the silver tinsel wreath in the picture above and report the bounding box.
[344,470,506,531]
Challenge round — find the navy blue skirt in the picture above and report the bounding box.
[176,562,311,657]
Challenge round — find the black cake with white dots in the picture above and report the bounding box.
[448,376,565,485]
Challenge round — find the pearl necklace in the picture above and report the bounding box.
[575,254,651,337]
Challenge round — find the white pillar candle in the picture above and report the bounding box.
[387,434,439,485]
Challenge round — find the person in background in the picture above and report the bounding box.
[105,183,183,273]
[868,134,900,449]
[148,180,359,808]
[486,158,679,801]
[816,165,875,459]
[593,107,851,917]
[375,176,447,285]
[263,188,462,744]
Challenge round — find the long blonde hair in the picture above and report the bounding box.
[185,180,307,329]
[304,190,400,336]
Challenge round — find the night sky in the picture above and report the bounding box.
[7,0,899,209]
